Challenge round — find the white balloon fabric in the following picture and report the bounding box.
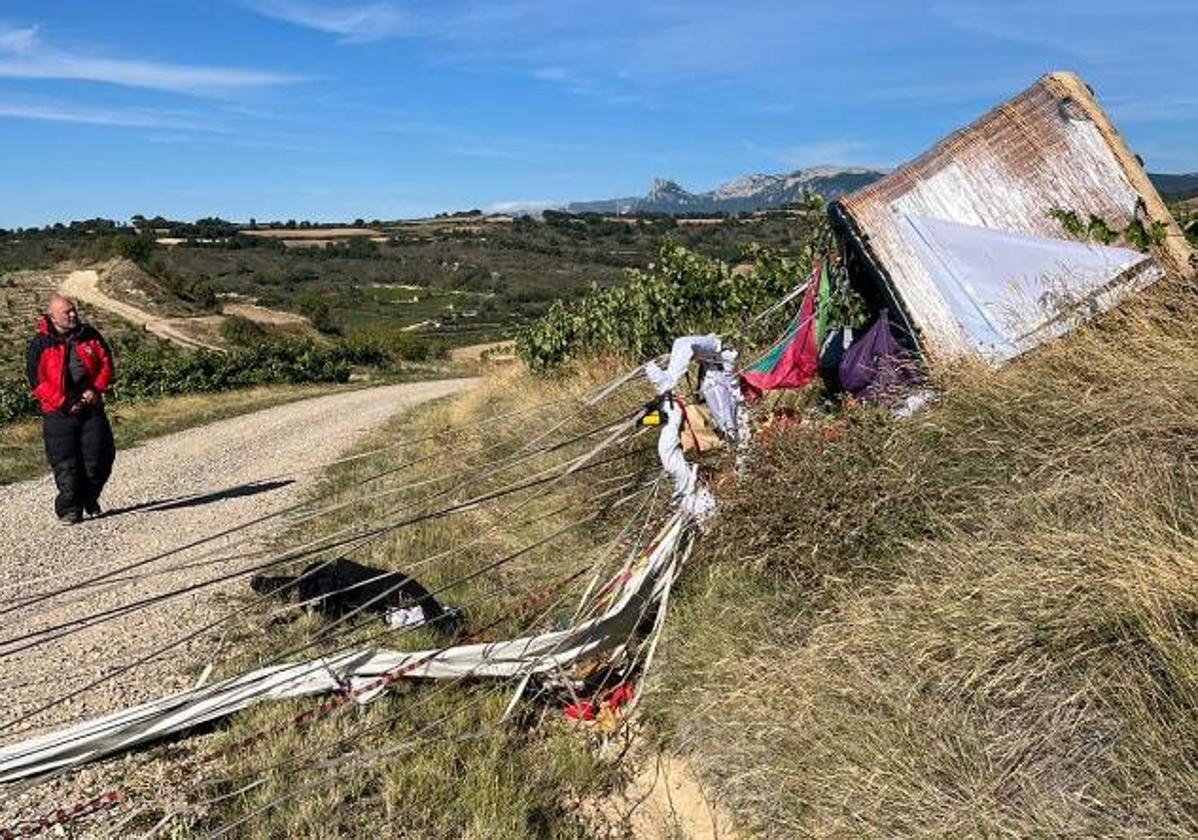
[897,213,1161,362]
[644,335,723,395]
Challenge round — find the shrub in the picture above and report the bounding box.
[109,234,154,264]
[110,340,356,401]
[515,197,832,371]
[345,324,447,364]
[184,278,217,309]
[515,242,804,371]
[0,379,35,424]
[220,315,267,346]
[296,290,337,334]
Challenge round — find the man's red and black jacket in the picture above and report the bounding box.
[26,316,114,414]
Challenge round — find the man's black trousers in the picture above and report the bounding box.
[42,408,115,518]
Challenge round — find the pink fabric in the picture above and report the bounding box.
[740,281,819,403]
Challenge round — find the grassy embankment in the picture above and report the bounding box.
[651,278,1198,836]
[107,364,659,838]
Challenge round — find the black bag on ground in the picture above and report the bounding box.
[251,558,460,636]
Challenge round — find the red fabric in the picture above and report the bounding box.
[29,316,114,414]
[740,280,819,404]
[563,683,635,723]
[603,682,635,709]
[564,701,596,722]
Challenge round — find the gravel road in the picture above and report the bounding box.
[0,379,473,751]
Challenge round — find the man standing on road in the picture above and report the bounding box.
[26,293,116,524]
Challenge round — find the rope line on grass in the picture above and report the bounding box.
[0,452,656,762]
[20,411,641,614]
[190,502,680,837]
[0,552,592,838]
[0,419,646,658]
[1,446,649,789]
[198,477,663,797]
[0,380,641,612]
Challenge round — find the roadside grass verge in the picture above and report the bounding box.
[651,280,1198,836]
[117,362,660,838]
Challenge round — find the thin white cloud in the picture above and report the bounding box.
[771,139,876,168]
[531,67,569,83]
[529,65,646,107]
[0,100,219,131]
[449,144,523,161]
[0,22,302,94]
[487,200,563,215]
[0,23,38,53]
[248,1,405,43]
[1107,96,1198,124]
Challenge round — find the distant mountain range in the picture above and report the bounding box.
[565,167,886,215]
[558,168,1198,216]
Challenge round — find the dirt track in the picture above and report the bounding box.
[60,269,225,351]
[0,379,474,752]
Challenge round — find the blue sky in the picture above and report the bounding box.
[0,1,1194,227]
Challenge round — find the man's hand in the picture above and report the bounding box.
[80,388,98,406]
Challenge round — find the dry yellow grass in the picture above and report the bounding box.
[653,278,1198,836]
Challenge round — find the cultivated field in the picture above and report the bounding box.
[242,227,383,239]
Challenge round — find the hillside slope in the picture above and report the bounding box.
[652,278,1198,836]
[1150,172,1198,199]
[62,267,224,351]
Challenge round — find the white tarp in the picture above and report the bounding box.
[897,212,1162,362]
[0,514,688,782]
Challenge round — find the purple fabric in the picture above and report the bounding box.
[839,310,917,403]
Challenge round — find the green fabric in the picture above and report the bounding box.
[815,262,830,348]
[748,311,801,374]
